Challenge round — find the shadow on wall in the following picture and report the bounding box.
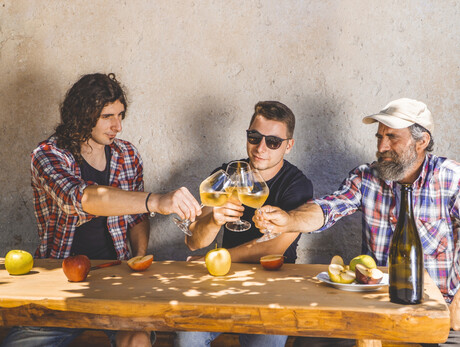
[0,69,60,256]
[148,98,239,261]
[294,96,364,264]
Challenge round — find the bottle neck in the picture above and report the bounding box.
[399,184,414,218]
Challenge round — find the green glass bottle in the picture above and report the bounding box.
[388,184,424,304]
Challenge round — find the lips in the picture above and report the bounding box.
[252,154,267,161]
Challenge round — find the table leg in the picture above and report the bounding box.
[356,339,382,347]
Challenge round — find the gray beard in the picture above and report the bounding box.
[375,145,418,182]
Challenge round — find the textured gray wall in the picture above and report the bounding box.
[1,1,459,265]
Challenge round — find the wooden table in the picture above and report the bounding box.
[0,259,450,346]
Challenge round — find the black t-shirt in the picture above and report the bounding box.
[70,146,117,260]
[215,159,313,263]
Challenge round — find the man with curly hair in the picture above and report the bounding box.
[1,73,201,347]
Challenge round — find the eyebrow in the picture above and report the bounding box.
[101,111,125,117]
[375,132,397,138]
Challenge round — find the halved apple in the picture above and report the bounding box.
[260,255,284,270]
[327,255,356,284]
[127,255,153,271]
[349,254,377,271]
[355,263,383,284]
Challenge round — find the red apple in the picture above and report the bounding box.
[127,255,153,271]
[260,255,284,270]
[62,255,91,282]
[355,263,384,284]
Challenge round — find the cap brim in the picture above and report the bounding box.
[362,114,414,129]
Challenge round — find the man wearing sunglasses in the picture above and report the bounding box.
[175,101,313,347]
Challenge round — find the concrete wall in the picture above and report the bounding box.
[1,1,459,265]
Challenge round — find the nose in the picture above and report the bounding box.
[112,116,122,133]
[255,137,268,152]
[377,137,390,153]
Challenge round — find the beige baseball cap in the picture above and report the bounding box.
[362,98,433,133]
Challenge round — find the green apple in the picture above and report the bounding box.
[349,255,377,271]
[5,250,34,275]
[205,247,231,276]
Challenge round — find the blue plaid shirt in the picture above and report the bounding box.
[315,154,460,303]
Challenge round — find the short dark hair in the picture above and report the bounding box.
[249,101,295,138]
[54,73,127,163]
[409,123,434,152]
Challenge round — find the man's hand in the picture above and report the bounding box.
[210,200,244,226]
[155,187,202,220]
[187,255,205,261]
[253,205,291,234]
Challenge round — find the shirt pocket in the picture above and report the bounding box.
[418,218,450,257]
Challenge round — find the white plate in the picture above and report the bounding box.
[316,272,389,292]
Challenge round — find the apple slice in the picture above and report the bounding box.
[328,263,356,284]
[330,255,345,266]
[355,263,383,284]
[127,255,153,271]
[260,255,284,270]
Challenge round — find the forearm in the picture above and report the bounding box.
[229,233,300,263]
[82,185,149,216]
[186,209,221,251]
[286,202,325,233]
[128,219,150,257]
[81,185,175,216]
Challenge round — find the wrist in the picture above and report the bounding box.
[210,214,225,227]
[146,193,160,216]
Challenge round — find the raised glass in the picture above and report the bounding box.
[225,161,252,232]
[174,169,232,236]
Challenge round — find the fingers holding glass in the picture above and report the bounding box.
[173,170,232,235]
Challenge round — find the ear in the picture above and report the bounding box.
[285,138,295,154]
[415,132,430,153]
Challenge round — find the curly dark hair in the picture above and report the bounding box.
[54,73,127,163]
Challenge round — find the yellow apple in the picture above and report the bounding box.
[205,247,231,276]
[5,250,34,275]
[349,254,377,271]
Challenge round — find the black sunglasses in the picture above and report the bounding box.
[246,130,290,150]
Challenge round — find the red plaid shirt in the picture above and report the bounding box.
[31,137,147,260]
[315,155,460,303]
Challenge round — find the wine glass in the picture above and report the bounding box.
[225,161,252,232]
[237,170,278,243]
[174,170,232,235]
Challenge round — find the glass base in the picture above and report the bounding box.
[173,217,193,236]
[225,219,251,232]
[256,231,281,243]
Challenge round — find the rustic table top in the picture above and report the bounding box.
[0,259,450,344]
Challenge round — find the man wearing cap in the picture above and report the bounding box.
[254,98,460,346]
